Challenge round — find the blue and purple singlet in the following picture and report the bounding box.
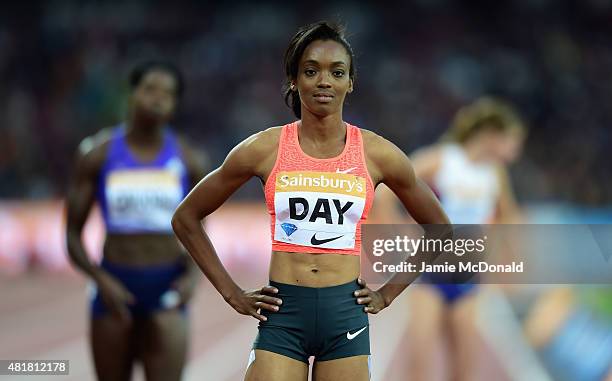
[97,125,190,234]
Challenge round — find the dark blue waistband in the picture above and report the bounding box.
[269,279,360,298]
[99,258,185,276]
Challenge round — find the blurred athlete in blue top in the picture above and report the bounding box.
[66,61,208,381]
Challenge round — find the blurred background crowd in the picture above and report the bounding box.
[1,0,612,205]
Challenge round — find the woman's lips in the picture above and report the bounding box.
[313,94,334,103]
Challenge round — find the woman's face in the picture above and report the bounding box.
[487,129,525,164]
[294,39,353,118]
[131,70,178,123]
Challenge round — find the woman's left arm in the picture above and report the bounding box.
[355,132,450,313]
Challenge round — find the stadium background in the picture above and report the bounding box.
[0,1,610,380]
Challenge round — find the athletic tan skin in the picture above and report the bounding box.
[172,40,449,381]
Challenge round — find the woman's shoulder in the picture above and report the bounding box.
[77,127,116,162]
[241,125,284,153]
[72,127,116,176]
[358,128,405,163]
[173,134,211,179]
[223,125,285,168]
[256,125,284,143]
[358,128,390,149]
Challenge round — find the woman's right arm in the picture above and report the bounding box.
[171,130,282,321]
[367,145,441,224]
[65,134,109,281]
[65,132,136,322]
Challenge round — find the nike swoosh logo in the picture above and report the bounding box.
[347,326,368,340]
[310,233,344,245]
[336,167,356,174]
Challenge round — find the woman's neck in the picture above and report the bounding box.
[299,111,345,144]
[461,139,490,163]
[125,114,164,146]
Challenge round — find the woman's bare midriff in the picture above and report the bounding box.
[103,233,185,267]
[269,251,360,287]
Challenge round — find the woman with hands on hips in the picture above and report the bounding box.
[172,21,449,381]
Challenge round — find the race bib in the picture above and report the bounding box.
[106,169,183,231]
[273,171,366,249]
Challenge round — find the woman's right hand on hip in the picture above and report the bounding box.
[226,285,283,322]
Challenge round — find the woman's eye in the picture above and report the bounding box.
[333,71,345,77]
[305,69,316,76]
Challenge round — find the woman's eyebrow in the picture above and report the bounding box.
[302,59,348,66]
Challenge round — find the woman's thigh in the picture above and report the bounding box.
[245,349,309,381]
[312,355,370,381]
